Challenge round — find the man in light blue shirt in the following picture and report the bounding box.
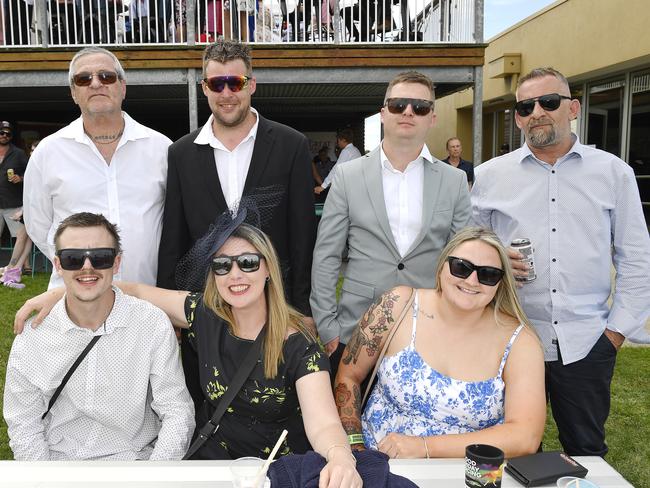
[314,128,362,195]
[471,67,650,457]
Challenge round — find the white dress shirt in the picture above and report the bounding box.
[3,287,195,460]
[321,142,362,189]
[381,143,432,257]
[23,113,170,289]
[472,136,650,364]
[193,109,259,210]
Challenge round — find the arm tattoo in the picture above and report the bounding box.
[335,382,363,436]
[341,290,400,365]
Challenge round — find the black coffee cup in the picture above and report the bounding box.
[465,444,505,488]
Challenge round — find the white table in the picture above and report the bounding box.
[0,456,633,487]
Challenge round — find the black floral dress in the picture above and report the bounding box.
[181,293,330,460]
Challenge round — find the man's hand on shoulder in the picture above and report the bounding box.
[325,337,340,356]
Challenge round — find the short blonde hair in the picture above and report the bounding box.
[435,227,531,329]
[202,224,315,379]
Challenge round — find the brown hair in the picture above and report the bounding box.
[202,224,316,379]
[517,67,570,93]
[202,39,252,78]
[337,128,355,144]
[54,212,122,253]
[385,71,435,105]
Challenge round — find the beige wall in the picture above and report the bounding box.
[429,0,650,159]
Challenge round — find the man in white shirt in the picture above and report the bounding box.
[4,212,194,460]
[311,71,471,375]
[471,67,650,456]
[314,128,362,195]
[24,47,171,289]
[157,39,315,318]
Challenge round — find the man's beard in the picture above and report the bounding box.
[526,121,558,148]
[0,139,10,146]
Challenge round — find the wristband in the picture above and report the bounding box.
[348,433,364,445]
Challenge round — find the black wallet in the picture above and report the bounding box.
[505,451,588,487]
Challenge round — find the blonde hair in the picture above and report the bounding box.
[202,224,315,379]
[434,227,531,329]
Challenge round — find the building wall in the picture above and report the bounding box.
[429,0,650,158]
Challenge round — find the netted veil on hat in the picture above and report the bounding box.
[174,186,284,292]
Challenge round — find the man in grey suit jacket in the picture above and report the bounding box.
[311,71,471,371]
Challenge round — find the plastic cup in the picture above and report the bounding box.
[229,457,270,488]
[557,477,600,488]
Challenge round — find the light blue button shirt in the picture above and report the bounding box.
[471,135,650,364]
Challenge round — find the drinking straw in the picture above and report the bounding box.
[253,429,288,486]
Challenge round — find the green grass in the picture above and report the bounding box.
[0,276,647,487]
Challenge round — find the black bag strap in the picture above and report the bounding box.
[183,326,266,460]
[42,335,102,420]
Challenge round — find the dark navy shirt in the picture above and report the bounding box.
[443,157,474,184]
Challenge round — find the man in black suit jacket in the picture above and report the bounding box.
[157,40,315,316]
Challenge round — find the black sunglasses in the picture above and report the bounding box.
[385,97,434,116]
[72,70,119,87]
[56,248,117,270]
[211,253,264,276]
[203,75,251,93]
[514,93,572,117]
[0,131,11,137]
[447,256,504,287]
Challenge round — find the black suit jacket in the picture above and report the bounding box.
[157,115,316,315]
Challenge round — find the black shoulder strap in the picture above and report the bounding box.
[183,326,266,460]
[42,335,102,420]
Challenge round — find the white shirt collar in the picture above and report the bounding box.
[379,142,433,173]
[194,108,259,150]
[60,112,149,145]
[57,286,128,335]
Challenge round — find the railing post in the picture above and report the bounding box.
[36,0,49,47]
[188,68,199,131]
[473,0,483,43]
[472,0,484,166]
[186,0,196,45]
[333,0,341,44]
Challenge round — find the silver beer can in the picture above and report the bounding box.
[511,238,537,282]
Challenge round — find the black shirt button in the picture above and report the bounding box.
[552,289,557,293]
[552,228,556,232]
[552,170,556,174]
[397,263,405,270]
[554,321,558,325]
[551,198,556,202]
[552,258,556,262]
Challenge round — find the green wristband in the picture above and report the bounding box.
[348,433,364,445]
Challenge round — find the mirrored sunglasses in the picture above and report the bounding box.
[385,97,434,116]
[514,93,572,117]
[211,253,264,275]
[56,248,117,270]
[72,70,119,87]
[203,75,251,93]
[447,256,504,286]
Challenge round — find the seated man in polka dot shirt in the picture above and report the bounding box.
[3,212,195,460]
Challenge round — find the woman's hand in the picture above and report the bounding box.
[319,448,362,488]
[377,432,426,459]
[13,287,65,334]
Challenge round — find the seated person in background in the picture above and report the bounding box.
[335,227,545,458]
[4,212,194,460]
[17,206,361,488]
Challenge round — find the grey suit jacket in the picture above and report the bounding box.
[310,146,471,344]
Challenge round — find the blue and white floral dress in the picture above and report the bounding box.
[362,291,524,449]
